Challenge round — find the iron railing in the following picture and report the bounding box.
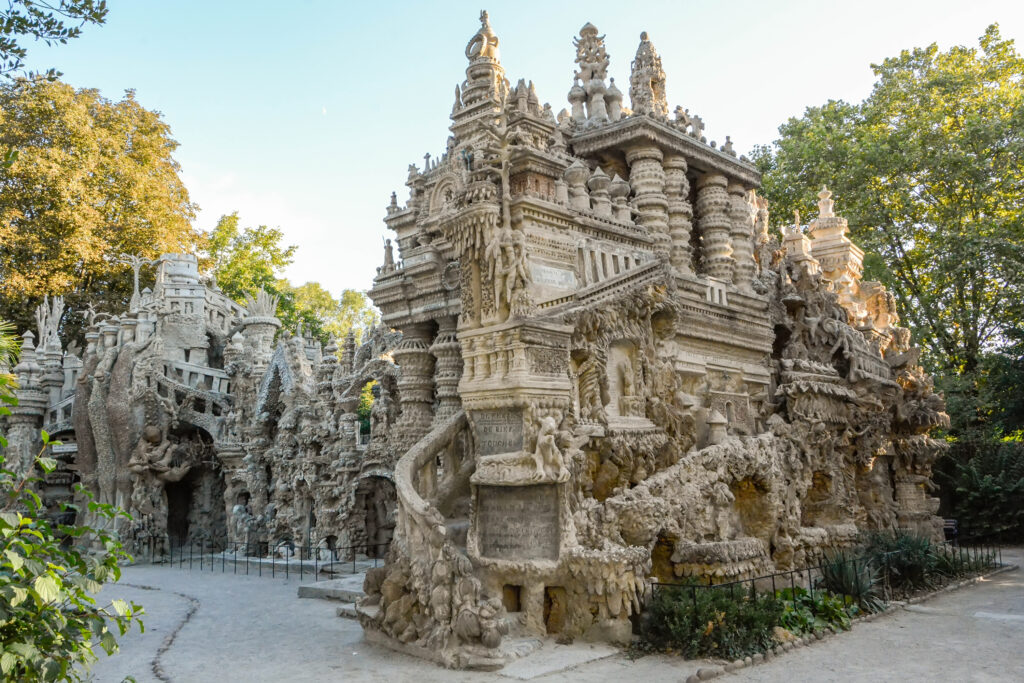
[134,538,391,582]
[650,535,1003,615]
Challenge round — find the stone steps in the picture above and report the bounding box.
[335,602,359,619]
[297,574,366,603]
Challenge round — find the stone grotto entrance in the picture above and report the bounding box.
[354,476,396,558]
[163,424,228,548]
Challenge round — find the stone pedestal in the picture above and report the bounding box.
[241,316,281,374]
[5,396,46,476]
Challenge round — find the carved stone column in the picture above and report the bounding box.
[664,154,693,275]
[430,315,462,423]
[696,173,734,282]
[729,182,757,290]
[8,332,46,477]
[393,323,436,445]
[626,145,670,258]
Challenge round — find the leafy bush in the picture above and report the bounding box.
[0,434,144,681]
[777,587,855,633]
[863,530,937,592]
[818,550,884,613]
[942,441,1024,540]
[639,582,783,659]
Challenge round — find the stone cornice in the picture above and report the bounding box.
[569,116,761,187]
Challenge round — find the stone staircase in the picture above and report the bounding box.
[297,573,366,620]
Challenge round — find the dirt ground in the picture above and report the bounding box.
[85,548,1024,683]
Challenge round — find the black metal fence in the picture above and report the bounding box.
[651,535,1003,613]
[134,538,391,582]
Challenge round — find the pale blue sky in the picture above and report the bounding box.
[23,0,1024,296]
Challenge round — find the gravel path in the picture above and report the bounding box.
[85,549,1023,682]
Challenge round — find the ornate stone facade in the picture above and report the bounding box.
[1,254,402,561]
[0,10,949,672]
[356,13,948,668]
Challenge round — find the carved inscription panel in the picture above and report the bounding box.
[530,262,577,290]
[478,484,559,560]
[474,409,523,455]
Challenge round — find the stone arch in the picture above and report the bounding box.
[429,172,463,214]
[163,422,227,548]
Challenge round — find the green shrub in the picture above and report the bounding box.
[863,530,937,592]
[639,582,783,659]
[945,441,1024,539]
[818,549,884,613]
[777,587,855,633]
[0,434,144,681]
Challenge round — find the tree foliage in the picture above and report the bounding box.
[277,280,379,344]
[0,78,201,342]
[203,212,379,344]
[752,24,1024,376]
[0,1,107,79]
[203,212,295,304]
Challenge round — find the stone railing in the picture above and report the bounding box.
[394,409,467,546]
[541,258,665,315]
[162,360,231,394]
[45,393,75,427]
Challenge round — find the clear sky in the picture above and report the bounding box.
[22,0,1024,297]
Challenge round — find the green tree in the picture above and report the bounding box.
[278,281,379,343]
[0,78,201,342]
[204,213,379,343]
[1,1,107,78]
[204,212,295,303]
[752,24,1024,377]
[356,380,375,435]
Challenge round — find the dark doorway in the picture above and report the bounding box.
[543,586,567,634]
[165,480,192,546]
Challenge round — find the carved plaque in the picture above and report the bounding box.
[478,484,559,560]
[474,409,523,455]
[530,262,577,289]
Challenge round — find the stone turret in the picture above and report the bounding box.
[809,186,863,287]
[629,31,668,118]
[451,10,509,139]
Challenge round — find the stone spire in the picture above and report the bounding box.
[629,31,668,118]
[454,10,508,118]
[571,22,611,126]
